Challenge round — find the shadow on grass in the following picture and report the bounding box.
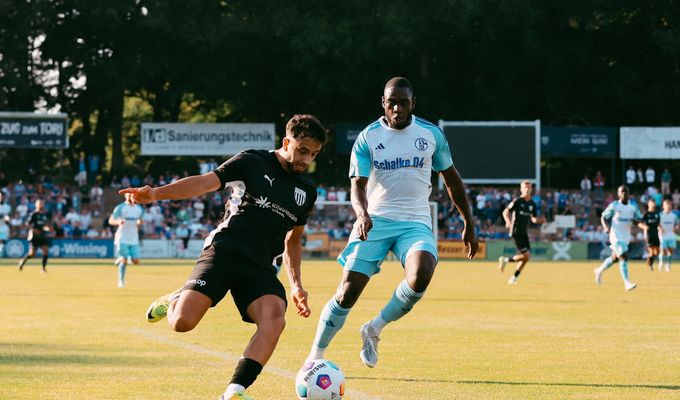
[348,376,679,390]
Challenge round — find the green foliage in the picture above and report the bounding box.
[2,1,680,176]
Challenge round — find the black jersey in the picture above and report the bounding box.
[507,197,537,236]
[205,150,317,267]
[28,211,50,233]
[642,210,660,236]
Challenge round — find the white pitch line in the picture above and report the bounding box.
[130,328,382,400]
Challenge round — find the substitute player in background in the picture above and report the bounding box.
[594,185,641,291]
[18,199,51,272]
[638,198,660,271]
[122,115,326,400]
[498,180,546,284]
[108,193,144,287]
[658,198,678,272]
[306,77,477,369]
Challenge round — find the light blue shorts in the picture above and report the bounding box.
[337,216,438,277]
[117,243,141,259]
[661,239,677,250]
[609,241,629,257]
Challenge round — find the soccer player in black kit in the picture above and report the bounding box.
[120,115,326,400]
[638,198,660,271]
[498,180,545,284]
[18,199,51,272]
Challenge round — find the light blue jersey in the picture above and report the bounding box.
[659,211,678,249]
[350,115,453,228]
[112,203,144,245]
[602,200,642,246]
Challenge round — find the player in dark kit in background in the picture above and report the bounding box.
[120,115,327,400]
[18,199,51,272]
[498,180,546,284]
[639,198,660,271]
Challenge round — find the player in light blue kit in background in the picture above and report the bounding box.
[109,193,144,287]
[306,77,478,368]
[594,185,641,291]
[658,198,678,272]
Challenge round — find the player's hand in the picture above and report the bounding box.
[462,225,478,259]
[291,286,311,318]
[355,215,373,241]
[119,186,155,204]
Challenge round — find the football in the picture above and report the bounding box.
[295,359,345,400]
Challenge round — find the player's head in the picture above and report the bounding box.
[35,199,44,211]
[382,77,415,130]
[124,193,134,204]
[520,180,533,197]
[662,197,672,212]
[281,114,327,174]
[647,198,656,211]
[617,185,629,202]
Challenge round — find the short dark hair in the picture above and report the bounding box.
[384,76,413,93]
[285,114,327,145]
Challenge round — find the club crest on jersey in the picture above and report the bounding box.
[415,138,428,151]
[294,187,306,206]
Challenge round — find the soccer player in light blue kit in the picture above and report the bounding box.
[306,77,478,368]
[658,198,678,272]
[108,193,144,287]
[594,185,641,291]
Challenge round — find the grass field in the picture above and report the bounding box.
[1,258,679,400]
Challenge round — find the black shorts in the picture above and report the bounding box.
[29,234,50,248]
[183,244,287,323]
[512,233,531,253]
[646,234,660,247]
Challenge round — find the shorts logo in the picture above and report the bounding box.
[186,279,207,287]
[415,138,428,151]
[294,187,306,206]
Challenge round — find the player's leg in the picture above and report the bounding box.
[166,289,212,332]
[663,240,674,271]
[308,224,390,361]
[508,251,530,284]
[594,245,620,284]
[615,243,636,290]
[0,239,5,258]
[18,244,37,270]
[222,264,288,399]
[116,244,130,287]
[40,244,49,272]
[307,269,371,361]
[358,223,437,368]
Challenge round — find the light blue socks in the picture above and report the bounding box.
[308,298,351,360]
[380,280,424,324]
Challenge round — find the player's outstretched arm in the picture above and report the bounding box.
[350,176,372,240]
[440,166,478,259]
[118,172,221,204]
[283,225,311,318]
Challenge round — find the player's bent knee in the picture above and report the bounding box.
[335,290,360,308]
[259,315,286,337]
[168,314,199,333]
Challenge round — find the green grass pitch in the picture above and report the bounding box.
[1,258,679,399]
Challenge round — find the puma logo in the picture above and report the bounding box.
[264,174,275,186]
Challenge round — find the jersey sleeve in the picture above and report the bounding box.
[349,130,372,178]
[213,151,259,189]
[28,212,37,225]
[432,128,454,172]
[601,202,616,219]
[296,186,318,226]
[634,207,643,221]
[137,205,145,220]
[506,199,517,212]
[111,204,123,219]
[531,201,538,217]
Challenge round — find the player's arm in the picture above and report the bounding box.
[600,204,614,232]
[350,176,372,240]
[529,204,545,224]
[119,172,221,204]
[502,204,513,228]
[440,166,478,259]
[283,225,311,318]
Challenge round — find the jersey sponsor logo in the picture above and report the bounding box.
[264,174,275,186]
[255,196,271,208]
[373,156,425,170]
[294,187,306,206]
[375,143,385,150]
[415,138,428,151]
